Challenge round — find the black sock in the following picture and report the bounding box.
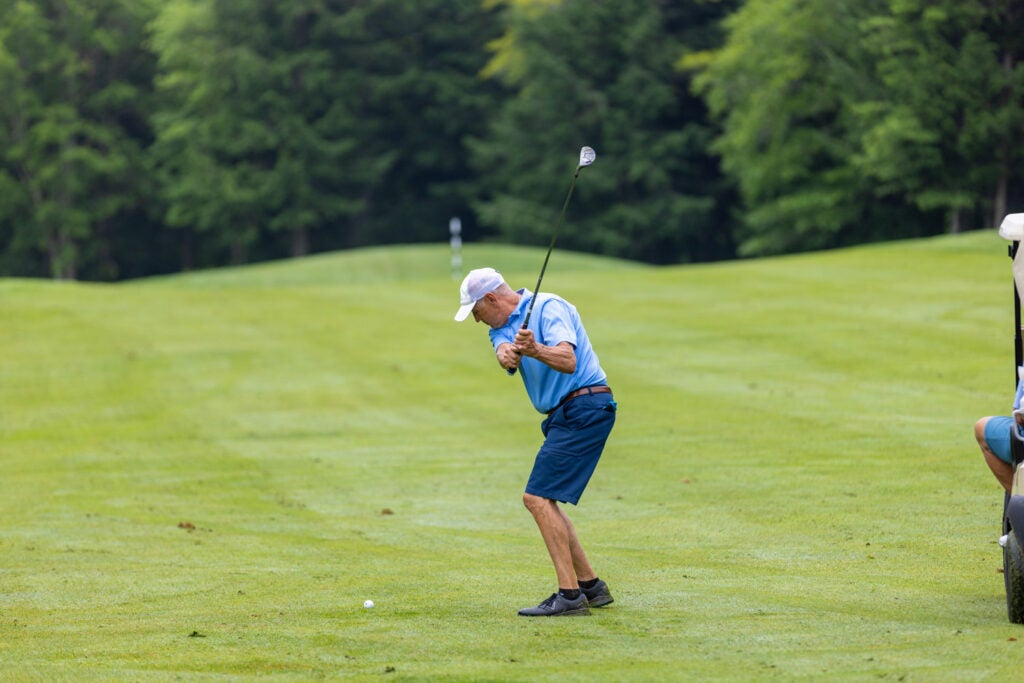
[579,578,600,590]
[559,588,581,600]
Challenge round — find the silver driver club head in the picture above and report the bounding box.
[578,146,596,168]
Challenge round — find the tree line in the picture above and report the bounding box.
[0,0,1020,281]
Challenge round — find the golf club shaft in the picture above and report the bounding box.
[524,168,581,329]
[508,167,582,376]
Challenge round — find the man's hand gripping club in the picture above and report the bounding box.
[500,328,576,375]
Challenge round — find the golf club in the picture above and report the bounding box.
[509,145,596,375]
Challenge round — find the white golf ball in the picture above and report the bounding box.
[363,599,374,609]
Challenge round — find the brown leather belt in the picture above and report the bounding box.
[548,385,612,414]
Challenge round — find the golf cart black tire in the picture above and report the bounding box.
[1004,530,1024,624]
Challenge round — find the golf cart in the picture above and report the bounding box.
[998,212,1024,623]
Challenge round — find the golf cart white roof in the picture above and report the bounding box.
[1000,213,1024,241]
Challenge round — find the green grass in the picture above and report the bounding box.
[2,232,1023,680]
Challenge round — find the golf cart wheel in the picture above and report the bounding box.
[1004,530,1024,623]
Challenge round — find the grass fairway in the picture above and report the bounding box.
[2,231,1024,680]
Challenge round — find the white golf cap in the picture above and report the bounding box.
[454,267,504,321]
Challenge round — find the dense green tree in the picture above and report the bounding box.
[472,0,739,264]
[694,0,892,256]
[149,0,362,268]
[983,0,1024,223]
[0,0,158,279]
[316,0,503,249]
[149,0,502,269]
[695,0,1024,256]
[854,0,1024,232]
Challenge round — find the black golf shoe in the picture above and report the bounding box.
[517,592,590,617]
[581,579,614,608]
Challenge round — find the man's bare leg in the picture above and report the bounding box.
[523,493,579,589]
[555,505,597,583]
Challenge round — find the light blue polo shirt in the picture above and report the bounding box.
[489,289,607,414]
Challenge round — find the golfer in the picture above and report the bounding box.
[454,267,617,616]
[975,376,1024,492]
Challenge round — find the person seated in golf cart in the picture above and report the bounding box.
[974,374,1024,492]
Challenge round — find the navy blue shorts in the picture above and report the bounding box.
[525,392,616,505]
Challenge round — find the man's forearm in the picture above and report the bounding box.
[528,341,576,374]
